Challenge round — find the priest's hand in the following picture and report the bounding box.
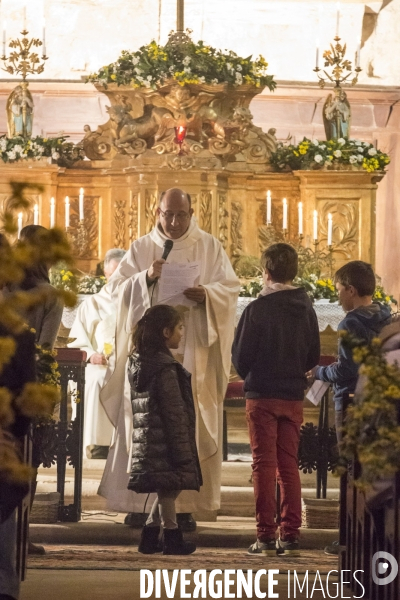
[90,353,107,365]
[183,286,206,304]
[147,259,166,284]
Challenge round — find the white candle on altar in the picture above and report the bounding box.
[313,210,318,241]
[282,198,288,230]
[298,202,303,235]
[315,40,320,69]
[23,6,27,31]
[266,190,271,225]
[79,188,84,221]
[42,18,46,57]
[65,196,70,229]
[50,197,55,228]
[356,38,361,68]
[17,212,23,238]
[2,22,6,57]
[327,213,333,246]
[335,2,340,37]
[33,204,39,225]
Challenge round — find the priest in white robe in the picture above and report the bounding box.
[98,188,240,516]
[68,248,126,458]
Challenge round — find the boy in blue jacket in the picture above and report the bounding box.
[314,260,391,555]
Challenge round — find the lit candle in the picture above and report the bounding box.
[266,190,271,225]
[42,18,46,57]
[336,2,340,37]
[313,210,318,241]
[65,196,70,229]
[50,197,55,228]
[356,38,361,68]
[17,212,23,239]
[79,188,84,221]
[33,204,39,225]
[315,40,320,69]
[298,202,303,236]
[2,22,6,57]
[282,198,288,230]
[23,6,27,31]
[327,213,333,246]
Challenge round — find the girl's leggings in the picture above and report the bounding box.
[145,490,180,529]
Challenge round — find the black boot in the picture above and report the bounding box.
[176,513,197,532]
[163,527,196,555]
[138,525,161,554]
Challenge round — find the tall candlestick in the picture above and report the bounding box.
[50,197,55,228]
[298,202,303,236]
[2,22,6,57]
[33,204,39,225]
[313,210,318,241]
[327,213,333,246]
[42,18,46,57]
[315,40,320,69]
[282,198,288,230]
[17,212,23,239]
[79,188,84,221]
[356,38,361,68]
[335,2,340,37]
[65,196,70,229]
[266,190,271,225]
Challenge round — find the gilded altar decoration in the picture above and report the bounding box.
[270,138,390,173]
[113,198,126,248]
[83,34,277,171]
[66,196,98,259]
[2,26,47,139]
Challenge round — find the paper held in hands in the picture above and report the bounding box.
[158,261,201,307]
[306,380,330,406]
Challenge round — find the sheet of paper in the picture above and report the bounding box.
[306,380,330,406]
[158,261,200,307]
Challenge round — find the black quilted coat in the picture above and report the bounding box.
[127,351,203,493]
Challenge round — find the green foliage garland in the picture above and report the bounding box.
[0,135,84,166]
[88,40,276,91]
[270,137,390,173]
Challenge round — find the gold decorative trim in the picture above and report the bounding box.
[113,198,126,248]
[199,191,212,234]
[218,193,228,249]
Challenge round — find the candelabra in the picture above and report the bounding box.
[314,36,361,89]
[296,237,335,279]
[2,27,47,139]
[66,221,90,258]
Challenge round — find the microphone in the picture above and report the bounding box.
[161,239,174,261]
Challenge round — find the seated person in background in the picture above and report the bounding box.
[232,243,320,557]
[313,261,392,556]
[68,248,126,459]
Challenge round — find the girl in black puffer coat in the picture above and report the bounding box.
[128,305,202,555]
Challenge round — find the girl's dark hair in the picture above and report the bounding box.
[132,305,182,355]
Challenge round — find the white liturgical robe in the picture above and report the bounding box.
[68,287,115,451]
[98,219,240,513]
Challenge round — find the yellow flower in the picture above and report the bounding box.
[293,151,299,157]
[299,148,307,155]
[110,74,117,80]
[60,270,65,275]
[66,271,73,277]
[62,275,69,281]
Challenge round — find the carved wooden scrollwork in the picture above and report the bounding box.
[145,190,157,234]
[230,201,243,261]
[114,199,126,248]
[128,192,138,242]
[319,201,358,259]
[218,193,228,249]
[199,191,212,234]
[68,196,98,258]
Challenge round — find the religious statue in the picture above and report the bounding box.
[323,88,351,140]
[6,83,34,138]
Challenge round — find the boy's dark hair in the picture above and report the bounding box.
[334,261,376,297]
[261,243,298,283]
[132,305,182,355]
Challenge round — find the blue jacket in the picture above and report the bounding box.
[316,303,391,410]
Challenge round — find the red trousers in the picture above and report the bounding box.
[246,398,303,541]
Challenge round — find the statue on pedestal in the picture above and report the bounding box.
[6,83,34,138]
[323,88,351,140]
